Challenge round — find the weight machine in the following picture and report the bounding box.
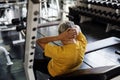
[24,0,120,80]
[0,0,27,45]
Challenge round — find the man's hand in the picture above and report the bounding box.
[58,28,77,41]
[74,25,81,35]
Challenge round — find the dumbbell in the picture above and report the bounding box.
[105,12,120,21]
[114,13,120,19]
[97,9,102,14]
[12,18,21,25]
[76,7,85,14]
[103,12,114,18]
[94,0,102,5]
[108,12,119,19]
[66,15,74,21]
[100,11,112,18]
[102,2,119,9]
[112,3,118,9]
[102,1,112,7]
[102,11,108,16]
[16,25,26,31]
[87,0,93,4]
[82,7,89,13]
[69,7,80,18]
[91,1,108,6]
[106,12,112,16]
[12,17,26,25]
[118,4,120,9]
[90,0,96,5]
[85,0,119,9]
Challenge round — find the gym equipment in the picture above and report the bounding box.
[115,50,120,63]
[33,36,120,80]
[72,0,120,27]
[24,0,40,80]
[49,65,120,80]
[12,18,26,32]
[24,0,120,80]
[80,0,120,9]
[68,6,120,26]
[0,8,6,18]
[115,50,120,55]
[39,0,61,21]
[0,0,26,6]
[12,18,60,29]
[0,46,13,66]
[12,17,26,25]
[0,0,16,3]
[86,37,120,53]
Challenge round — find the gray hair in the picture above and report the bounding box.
[58,21,75,34]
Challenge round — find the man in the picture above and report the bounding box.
[34,21,87,78]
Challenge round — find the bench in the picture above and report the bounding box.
[35,37,120,80]
[50,65,120,80]
[49,37,120,80]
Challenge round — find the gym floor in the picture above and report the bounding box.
[0,0,120,80]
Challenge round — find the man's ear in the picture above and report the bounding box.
[66,28,72,32]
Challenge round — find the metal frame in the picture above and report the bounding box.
[0,46,13,66]
[24,0,40,80]
[12,32,25,44]
[24,1,61,80]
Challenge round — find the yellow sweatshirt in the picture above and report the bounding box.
[44,32,87,77]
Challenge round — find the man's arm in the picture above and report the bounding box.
[74,25,87,44]
[74,25,81,35]
[36,28,76,49]
[36,36,59,49]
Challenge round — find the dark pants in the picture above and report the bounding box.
[34,44,51,79]
[33,59,50,79]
